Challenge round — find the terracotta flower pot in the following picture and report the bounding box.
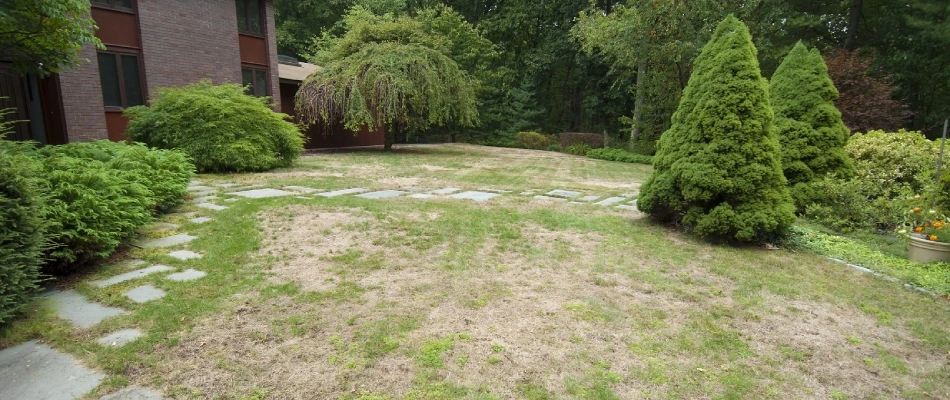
[908,235,950,263]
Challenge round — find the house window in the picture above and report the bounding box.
[97,51,144,108]
[236,0,263,35]
[242,67,269,97]
[91,0,134,11]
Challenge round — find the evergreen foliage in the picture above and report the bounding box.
[769,42,854,210]
[0,0,100,75]
[637,15,795,242]
[126,82,304,173]
[845,129,938,201]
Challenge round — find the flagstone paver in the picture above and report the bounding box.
[193,195,218,203]
[189,217,213,224]
[98,386,167,400]
[358,190,407,199]
[196,203,227,211]
[594,197,627,206]
[450,191,500,202]
[96,329,144,347]
[45,290,125,328]
[0,341,105,400]
[402,186,430,192]
[168,250,202,260]
[430,187,461,195]
[124,285,166,303]
[165,269,207,282]
[318,188,368,197]
[91,265,175,288]
[284,186,322,193]
[137,234,197,249]
[547,189,582,198]
[230,188,295,198]
[534,195,567,202]
[409,193,435,199]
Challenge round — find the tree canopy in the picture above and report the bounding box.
[0,0,100,75]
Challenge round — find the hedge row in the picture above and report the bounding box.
[585,147,653,165]
[0,139,194,324]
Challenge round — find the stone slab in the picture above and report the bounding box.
[192,195,218,203]
[402,186,430,192]
[122,260,147,269]
[284,186,322,194]
[140,222,178,233]
[196,203,227,211]
[124,285,166,303]
[0,341,105,400]
[547,189,582,198]
[478,188,512,193]
[189,217,212,224]
[98,386,166,400]
[91,265,175,288]
[230,188,295,199]
[357,190,407,199]
[96,328,144,347]
[450,191,500,202]
[136,234,197,249]
[533,195,567,202]
[186,185,214,192]
[430,187,461,195]
[168,250,202,260]
[45,290,125,329]
[408,193,435,199]
[580,195,601,202]
[165,269,207,282]
[594,197,627,206]
[317,188,368,197]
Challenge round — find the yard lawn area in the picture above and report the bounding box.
[4,144,950,399]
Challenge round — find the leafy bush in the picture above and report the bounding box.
[638,16,795,242]
[559,132,604,149]
[586,147,653,165]
[936,169,950,212]
[565,143,591,156]
[515,131,553,150]
[126,81,304,173]
[845,129,937,201]
[770,42,854,211]
[0,140,47,325]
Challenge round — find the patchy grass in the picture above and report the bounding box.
[1,144,949,399]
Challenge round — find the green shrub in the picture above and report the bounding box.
[586,148,653,165]
[770,42,854,211]
[638,15,795,242]
[845,129,937,201]
[0,139,47,325]
[937,169,950,211]
[565,143,591,156]
[515,131,553,150]
[126,81,304,173]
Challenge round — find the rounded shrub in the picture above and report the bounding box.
[515,131,552,150]
[637,15,795,242]
[845,129,937,201]
[126,81,305,173]
[0,140,47,325]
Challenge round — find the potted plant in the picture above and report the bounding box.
[899,202,950,263]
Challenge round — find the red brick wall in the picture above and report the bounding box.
[57,44,108,142]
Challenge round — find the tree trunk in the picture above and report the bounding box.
[629,62,647,150]
[846,0,863,51]
[384,122,396,151]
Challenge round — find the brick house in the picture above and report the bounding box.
[0,0,279,144]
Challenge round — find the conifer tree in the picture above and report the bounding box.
[770,42,854,210]
[638,15,794,242]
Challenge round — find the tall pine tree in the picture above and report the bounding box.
[770,42,854,210]
[638,15,794,242]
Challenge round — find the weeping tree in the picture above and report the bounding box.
[296,7,479,150]
[638,15,795,242]
[770,42,854,210]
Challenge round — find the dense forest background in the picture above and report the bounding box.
[275,0,949,153]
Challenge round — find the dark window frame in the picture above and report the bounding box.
[91,0,136,12]
[236,0,265,36]
[97,49,146,110]
[241,66,269,97]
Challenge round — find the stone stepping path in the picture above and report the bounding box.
[166,269,207,282]
[534,195,567,202]
[45,290,125,329]
[230,188,294,198]
[0,341,105,400]
[318,187,368,197]
[431,187,461,195]
[450,191,500,202]
[91,265,174,288]
[594,197,627,206]
[409,193,435,199]
[136,234,197,249]
[98,386,167,400]
[284,186,322,194]
[547,189,582,198]
[124,285,166,303]
[358,190,407,199]
[189,217,212,224]
[168,250,202,260]
[96,328,144,348]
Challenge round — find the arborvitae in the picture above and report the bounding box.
[769,42,854,210]
[637,15,795,242]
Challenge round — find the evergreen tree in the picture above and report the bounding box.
[770,42,854,210]
[637,15,794,242]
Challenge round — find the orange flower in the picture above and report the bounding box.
[915,226,924,232]
[935,221,945,229]
[929,235,938,241]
